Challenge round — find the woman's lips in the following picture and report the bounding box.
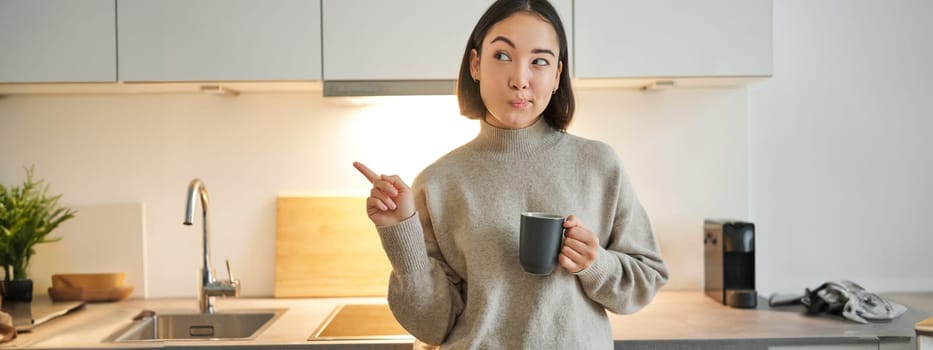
[510,99,530,109]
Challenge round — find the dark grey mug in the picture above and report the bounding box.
[519,212,566,275]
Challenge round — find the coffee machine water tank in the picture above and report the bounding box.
[704,219,757,308]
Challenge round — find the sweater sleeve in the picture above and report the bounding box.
[375,209,464,345]
[573,165,670,315]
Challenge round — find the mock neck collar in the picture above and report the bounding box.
[470,117,564,160]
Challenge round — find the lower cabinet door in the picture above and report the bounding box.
[919,334,933,349]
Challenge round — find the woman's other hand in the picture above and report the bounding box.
[559,215,600,273]
[353,162,416,226]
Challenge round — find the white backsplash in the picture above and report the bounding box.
[0,87,744,297]
[30,203,147,298]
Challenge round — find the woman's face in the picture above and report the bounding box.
[471,12,562,130]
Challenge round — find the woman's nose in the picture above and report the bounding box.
[509,66,530,90]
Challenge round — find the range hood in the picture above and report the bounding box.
[323,80,456,97]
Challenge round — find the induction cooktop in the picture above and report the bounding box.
[309,303,413,341]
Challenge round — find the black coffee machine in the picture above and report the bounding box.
[703,219,757,308]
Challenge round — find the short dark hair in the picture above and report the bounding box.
[456,0,575,131]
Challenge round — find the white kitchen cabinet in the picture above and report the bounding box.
[0,0,116,83]
[117,0,321,81]
[921,335,933,350]
[574,0,772,80]
[321,0,573,81]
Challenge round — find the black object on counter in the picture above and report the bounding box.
[1,280,34,302]
[704,219,757,308]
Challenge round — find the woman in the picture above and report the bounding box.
[353,0,668,348]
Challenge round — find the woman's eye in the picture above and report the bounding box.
[532,58,550,66]
[494,52,511,61]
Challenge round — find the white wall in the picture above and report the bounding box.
[575,88,749,290]
[749,0,933,294]
[0,87,746,297]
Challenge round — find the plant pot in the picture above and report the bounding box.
[1,279,34,302]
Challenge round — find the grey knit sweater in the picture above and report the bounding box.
[376,118,669,349]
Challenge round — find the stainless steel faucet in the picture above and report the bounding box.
[183,178,239,313]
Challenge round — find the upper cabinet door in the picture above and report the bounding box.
[575,0,772,79]
[118,0,321,81]
[322,0,573,81]
[0,0,116,83]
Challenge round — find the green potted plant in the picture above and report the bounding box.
[0,166,76,301]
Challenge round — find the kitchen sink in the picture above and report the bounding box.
[104,309,285,342]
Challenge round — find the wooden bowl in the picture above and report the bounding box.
[51,273,125,289]
[48,286,134,302]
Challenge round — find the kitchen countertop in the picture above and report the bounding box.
[608,291,932,349]
[7,291,933,349]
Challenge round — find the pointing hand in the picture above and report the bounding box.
[353,162,416,226]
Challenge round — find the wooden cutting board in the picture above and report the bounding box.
[274,196,391,297]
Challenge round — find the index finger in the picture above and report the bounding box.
[352,161,379,183]
[565,225,598,245]
[563,215,580,228]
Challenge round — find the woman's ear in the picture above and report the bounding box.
[470,49,480,81]
[555,60,563,86]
